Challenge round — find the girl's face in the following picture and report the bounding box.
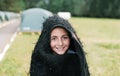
[50,27,70,55]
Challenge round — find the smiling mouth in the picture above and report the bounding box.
[56,46,66,50]
[56,47,64,50]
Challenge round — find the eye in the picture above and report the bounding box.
[51,37,56,41]
[63,36,69,40]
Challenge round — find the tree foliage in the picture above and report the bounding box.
[0,0,120,18]
[86,0,120,18]
[0,0,25,12]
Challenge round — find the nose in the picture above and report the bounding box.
[58,39,63,46]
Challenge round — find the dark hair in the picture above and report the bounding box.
[30,15,90,76]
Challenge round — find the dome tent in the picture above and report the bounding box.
[0,11,5,22]
[20,8,53,32]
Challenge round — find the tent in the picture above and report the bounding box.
[0,11,5,22]
[20,8,53,32]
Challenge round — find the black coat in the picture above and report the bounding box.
[30,15,90,76]
[31,51,81,76]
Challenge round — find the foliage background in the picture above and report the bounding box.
[0,0,120,18]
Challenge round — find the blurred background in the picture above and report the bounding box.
[0,0,120,18]
[0,0,120,76]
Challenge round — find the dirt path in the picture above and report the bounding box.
[0,19,20,61]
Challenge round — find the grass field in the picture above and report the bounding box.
[0,17,120,76]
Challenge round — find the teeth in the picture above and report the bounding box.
[56,47,63,50]
[57,48,62,50]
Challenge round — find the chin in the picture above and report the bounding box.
[55,51,66,55]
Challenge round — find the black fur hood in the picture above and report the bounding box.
[30,15,90,76]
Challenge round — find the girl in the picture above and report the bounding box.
[30,15,90,76]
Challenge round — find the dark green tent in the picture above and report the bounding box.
[20,8,53,32]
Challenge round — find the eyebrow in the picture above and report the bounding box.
[51,34,69,37]
[51,36,57,38]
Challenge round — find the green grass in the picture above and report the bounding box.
[0,33,39,76]
[69,17,120,76]
[0,17,120,76]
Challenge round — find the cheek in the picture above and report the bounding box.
[65,39,70,47]
[50,41,55,49]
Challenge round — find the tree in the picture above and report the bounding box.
[23,0,40,9]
